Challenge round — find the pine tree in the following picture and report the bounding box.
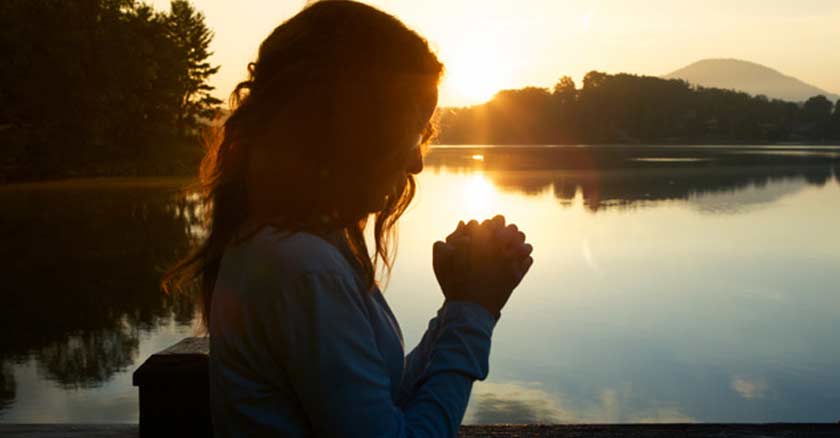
[165,0,221,140]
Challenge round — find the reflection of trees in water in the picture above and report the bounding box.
[426,147,839,212]
[466,385,571,424]
[464,381,694,424]
[496,166,832,212]
[470,395,563,424]
[0,182,201,398]
[36,322,139,389]
[463,381,577,424]
[0,362,15,413]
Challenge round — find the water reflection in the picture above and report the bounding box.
[465,382,574,424]
[464,381,696,424]
[393,147,840,423]
[731,376,769,400]
[0,147,838,422]
[0,180,200,412]
[36,326,139,389]
[424,146,839,213]
[0,363,14,412]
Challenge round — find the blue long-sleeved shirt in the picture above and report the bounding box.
[209,227,496,437]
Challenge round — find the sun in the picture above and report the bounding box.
[441,40,509,106]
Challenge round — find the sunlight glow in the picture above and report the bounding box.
[471,154,485,161]
[581,237,603,273]
[461,173,500,219]
[441,35,511,106]
[582,12,593,31]
[152,0,840,108]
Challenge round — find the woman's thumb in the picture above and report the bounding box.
[433,241,454,273]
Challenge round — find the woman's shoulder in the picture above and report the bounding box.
[230,226,354,281]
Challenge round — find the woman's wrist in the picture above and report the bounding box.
[443,298,501,322]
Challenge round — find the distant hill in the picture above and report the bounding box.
[665,59,839,103]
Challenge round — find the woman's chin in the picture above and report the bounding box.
[365,194,391,214]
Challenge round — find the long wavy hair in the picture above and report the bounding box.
[162,0,443,328]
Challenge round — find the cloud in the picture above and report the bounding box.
[464,381,694,424]
[629,406,695,423]
[731,376,769,400]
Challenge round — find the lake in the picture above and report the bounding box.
[1,145,839,423]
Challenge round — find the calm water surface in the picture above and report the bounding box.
[1,146,839,423]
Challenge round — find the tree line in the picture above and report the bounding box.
[3,1,839,183]
[438,72,840,145]
[0,0,221,181]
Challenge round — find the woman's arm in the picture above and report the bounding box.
[396,299,497,410]
[266,270,495,438]
[397,307,443,406]
[399,216,533,418]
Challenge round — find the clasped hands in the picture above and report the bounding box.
[432,215,534,319]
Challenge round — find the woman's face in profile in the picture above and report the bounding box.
[363,127,426,212]
[364,92,437,212]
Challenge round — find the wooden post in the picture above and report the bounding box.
[132,337,211,438]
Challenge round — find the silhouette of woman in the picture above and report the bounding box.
[163,1,533,436]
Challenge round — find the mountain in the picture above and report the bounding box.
[665,59,838,103]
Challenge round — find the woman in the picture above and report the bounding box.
[164,1,533,436]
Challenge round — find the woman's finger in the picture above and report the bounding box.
[446,221,466,243]
[465,219,480,236]
[503,224,519,245]
[508,254,533,285]
[496,223,521,248]
[519,256,534,277]
[448,234,471,249]
[483,215,504,233]
[432,240,454,275]
[491,214,506,229]
[503,241,532,259]
[516,243,533,258]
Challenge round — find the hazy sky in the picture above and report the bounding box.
[150,0,840,107]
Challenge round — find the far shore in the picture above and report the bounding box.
[0,176,193,190]
[3,144,838,187]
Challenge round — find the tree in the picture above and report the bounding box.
[165,0,222,140]
[0,0,221,181]
[833,100,840,138]
[436,72,840,145]
[803,95,833,121]
[581,71,609,90]
[803,95,834,141]
[552,76,577,105]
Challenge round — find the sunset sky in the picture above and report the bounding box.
[150,0,840,107]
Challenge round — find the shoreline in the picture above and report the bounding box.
[1,423,838,437]
[0,176,193,190]
[3,144,839,186]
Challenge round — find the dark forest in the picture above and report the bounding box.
[438,73,840,146]
[0,0,221,181]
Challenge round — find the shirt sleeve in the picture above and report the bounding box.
[396,301,496,408]
[266,270,496,438]
[397,307,443,406]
